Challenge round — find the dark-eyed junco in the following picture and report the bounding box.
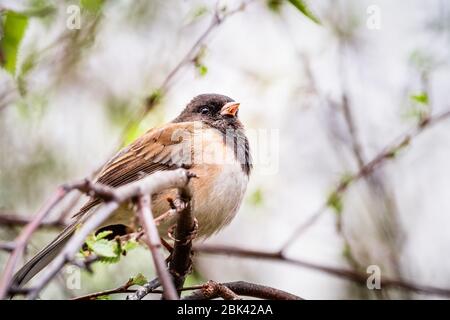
[13,93,252,287]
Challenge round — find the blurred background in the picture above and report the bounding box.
[1,0,450,299]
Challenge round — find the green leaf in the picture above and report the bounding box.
[192,6,208,19]
[342,243,352,260]
[410,92,429,105]
[95,295,111,300]
[22,0,56,18]
[145,89,163,110]
[0,11,29,75]
[131,273,148,286]
[267,0,283,12]
[80,0,105,14]
[95,230,113,240]
[197,64,208,77]
[123,239,139,252]
[85,237,117,258]
[326,191,343,214]
[288,0,321,24]
[122,121,146,147]
[248,188,264,206]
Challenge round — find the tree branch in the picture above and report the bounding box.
[23,169,191,300]
[183,280,302,300]
[135,194,178,300]
[0,187,69,299]
[194,244,450,298]
[168,188,196,292]
[280,107,450,251]
[0,213,67,229]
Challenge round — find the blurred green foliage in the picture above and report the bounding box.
[267,0,283,12]
[80,0,105,14]
[410,92,429,105]
[0,11,29,75]
[288,0,321,24]
[248,188,264,206]
[407,92,430,123]
[326,191,343,215]
[266,0,321,24]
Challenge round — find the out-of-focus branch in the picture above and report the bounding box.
[280,108,450,251]
[0,187,69,299]
[340,93,365,168]
[0,178,124,299]
[194,244,450,298]
[22,169,191,300]
[154,0,254,101]
[0,242,15,252]
[135,194,178,300]
[0,213,67,229]
[183,280,302,300]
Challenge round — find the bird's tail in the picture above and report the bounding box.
[12,222,77,289]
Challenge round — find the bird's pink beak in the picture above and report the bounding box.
[220,102,240,117]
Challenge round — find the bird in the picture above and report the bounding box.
[13,93,252,288]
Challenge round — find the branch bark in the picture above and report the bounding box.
[168,188,196,292]
[135,194,178,300]
[183,280,302,300]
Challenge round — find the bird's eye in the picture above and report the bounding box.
[200,107,210,114]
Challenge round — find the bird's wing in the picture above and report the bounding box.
[73,121,196,217]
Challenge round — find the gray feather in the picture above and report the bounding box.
[12,223,77,288]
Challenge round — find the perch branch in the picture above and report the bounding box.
[126,278,161,300]
[183,280,302,300]
[168,188,196,292]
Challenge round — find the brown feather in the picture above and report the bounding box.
[73,122,196,218]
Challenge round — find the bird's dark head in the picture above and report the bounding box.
[174,94,243,131]
[174,93,251,175]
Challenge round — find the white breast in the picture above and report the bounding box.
[188,127,249,238]
[192,163,248,238]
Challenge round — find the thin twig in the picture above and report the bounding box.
[0,213,67,229]
[75,279,203,300]
[117,0,254,147]
[0,242,15,252]
[280,108,450,251]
